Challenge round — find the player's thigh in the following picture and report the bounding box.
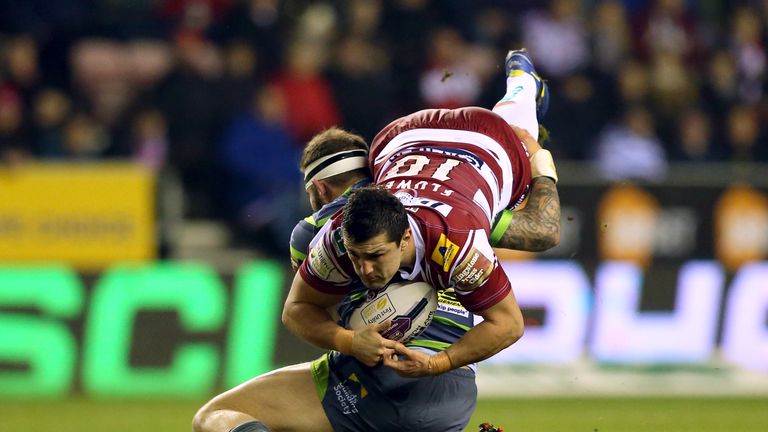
[205,362,332,432]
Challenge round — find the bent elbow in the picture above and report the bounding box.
[503,315,524,348]
[281,302,294,328]
[529,230,560,252]
[510,320,524,345]
[547,227,561,250]
[536,222,560,252]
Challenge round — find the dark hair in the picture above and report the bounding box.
[342,187,408,244]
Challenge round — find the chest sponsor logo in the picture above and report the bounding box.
[360,293,396,325]
[452,247,493,290]
[431,233,459,272]
[436,288,469,317]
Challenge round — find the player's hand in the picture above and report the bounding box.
[511,125,558,183]
[510,125,540,156]
[351,321,399,367]
[382,343,433,377]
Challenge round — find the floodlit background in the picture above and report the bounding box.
[1,0,767,430]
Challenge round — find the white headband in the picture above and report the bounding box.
[304,149,368,190]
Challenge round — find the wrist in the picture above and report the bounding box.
[427,351,454,375]
[529,149,558,184]
[333,329,354,355]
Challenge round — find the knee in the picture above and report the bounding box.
[192,403,215,432]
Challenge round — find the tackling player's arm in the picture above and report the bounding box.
[491,126,560,252]
[492,177,559,251]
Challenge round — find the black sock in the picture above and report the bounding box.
[229,420,271,432]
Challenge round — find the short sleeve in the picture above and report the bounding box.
[449,229,511,312]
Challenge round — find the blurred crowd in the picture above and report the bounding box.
[0,0,766,254]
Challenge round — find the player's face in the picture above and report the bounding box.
[345,232,403,290]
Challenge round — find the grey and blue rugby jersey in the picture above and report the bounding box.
[289,176,517,352]
[289,178,373,271]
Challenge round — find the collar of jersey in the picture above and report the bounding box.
[398,214,424,281]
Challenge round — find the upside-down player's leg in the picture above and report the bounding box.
[193,362,333,432]
[492,49,549,142]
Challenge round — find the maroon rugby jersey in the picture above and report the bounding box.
[300,107,532,312]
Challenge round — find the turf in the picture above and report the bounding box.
[468,398,768,432]
[1,397,766,431]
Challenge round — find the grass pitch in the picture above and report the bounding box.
[1,397,766,431]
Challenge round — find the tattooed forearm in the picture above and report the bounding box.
[497,177,561,252]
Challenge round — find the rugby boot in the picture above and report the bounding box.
[478,422,504,432]
[505,48,550,121]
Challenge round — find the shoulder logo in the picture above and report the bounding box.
[332,228,347,255]
[452,247,493,290]
[309,244,334,279]
[431,233,459,272]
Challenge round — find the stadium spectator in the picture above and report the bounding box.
[648,50,698,131]
[419,27,485,109]
[327,35,394,141]
[380,0,435,115]
[729,6,766,105]
[2,35,42,109]
[221,0,285,73]
[61,112,110,159]
[671,106,720,162]
[156,31,228,217]
[30,87,70,157]
[615,59,652,107]
[0,84,30,163]
[701,50,741,118]
[129,108,169,171]
[590,0,631,76]
[219,83,303,257]
[271,38,341,144]
[593,104,668,182]
[193,48,560,432]
[631,0,701,66]
[724,104,766,163]
[219,39,260,119]
[522,0,590,79]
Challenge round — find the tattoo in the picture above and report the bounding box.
[497,177,561,252]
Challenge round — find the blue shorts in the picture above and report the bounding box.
[311,351,477,431]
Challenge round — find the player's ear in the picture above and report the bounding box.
[312,179,331,200]
[400,228,411,250]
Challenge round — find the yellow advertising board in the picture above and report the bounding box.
[0,162,155,269]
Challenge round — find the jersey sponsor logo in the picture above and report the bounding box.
[332,228,347,256]
[436,288,469,317]
[309,243,338,281]
[437,302,470,318]
[431,233,459,272]
[360,293,396,325]
[452,247,493,290]
[334,375,363,414]
[290,258,301,273]
[389,146,485,170]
